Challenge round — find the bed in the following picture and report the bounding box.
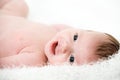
[0,0,120,80]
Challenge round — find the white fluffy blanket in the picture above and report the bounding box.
[0,52,120,80]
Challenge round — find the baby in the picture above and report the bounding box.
[0,0,119,68]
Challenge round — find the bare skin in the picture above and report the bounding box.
[0,0,70,67]
[0,0,109,68]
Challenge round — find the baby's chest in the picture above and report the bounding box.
[0,30,38,57]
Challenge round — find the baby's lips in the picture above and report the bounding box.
[46,40,58,56]
[51,41,58,55]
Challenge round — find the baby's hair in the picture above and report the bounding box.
[96,33,119,59]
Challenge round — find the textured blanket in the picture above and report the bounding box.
[0,52,120,80]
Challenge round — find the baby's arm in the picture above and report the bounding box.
[0,52,45,68]
[0,0,28,17]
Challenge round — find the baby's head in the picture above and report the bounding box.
[45,28,119,65]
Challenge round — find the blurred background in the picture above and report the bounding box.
[25,0,120,40]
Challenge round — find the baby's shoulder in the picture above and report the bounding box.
[0,14,25,21]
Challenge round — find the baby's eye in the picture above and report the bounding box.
[73,33,78,41]
[69,55,75,64]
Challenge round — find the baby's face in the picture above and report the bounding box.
[45,28,108,65]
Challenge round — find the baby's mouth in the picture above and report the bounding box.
[51,41,58,55]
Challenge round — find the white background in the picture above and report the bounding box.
[26,0,120,40]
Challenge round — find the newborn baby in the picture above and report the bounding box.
[0,0,119,68]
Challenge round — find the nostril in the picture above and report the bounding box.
[62,48,67,54]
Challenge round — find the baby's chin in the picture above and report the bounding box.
[51,24,72,32]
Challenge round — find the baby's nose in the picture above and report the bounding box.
[62,41,70,54]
